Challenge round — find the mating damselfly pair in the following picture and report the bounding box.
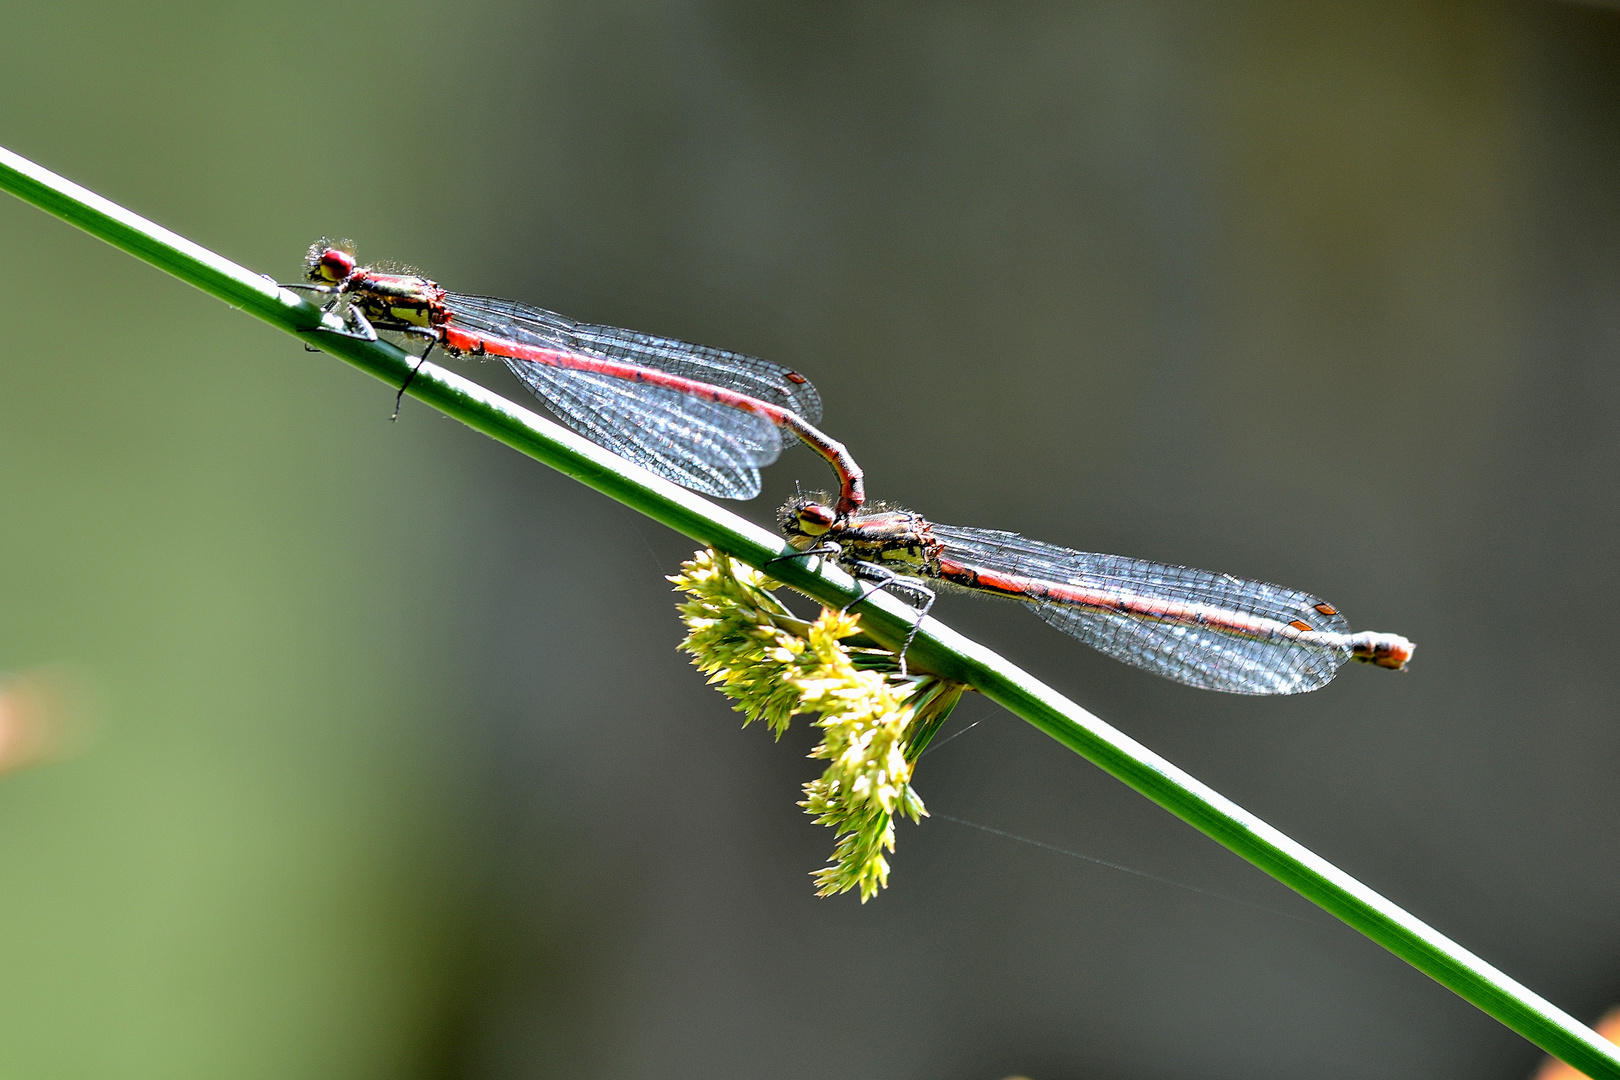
[289,242,1413,696]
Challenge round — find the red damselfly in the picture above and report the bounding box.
[778,496,1414,694]
[288,242,865,515]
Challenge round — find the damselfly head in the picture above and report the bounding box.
[778,495,838,541]
[304,240,358,285]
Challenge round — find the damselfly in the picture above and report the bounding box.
[778,496,1414,695]
[288,243,865,515]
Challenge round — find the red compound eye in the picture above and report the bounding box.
[799,504,837,529]
[318,248,356,282]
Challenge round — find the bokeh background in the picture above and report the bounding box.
[2,2,1619,1077]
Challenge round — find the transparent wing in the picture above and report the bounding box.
[446,292,824,424]
[929,524,1352,695]
[508,358,781,500]
[1030,600,1347,695]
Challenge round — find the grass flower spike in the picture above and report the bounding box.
[672,550,963,900]
[671,549,808,737]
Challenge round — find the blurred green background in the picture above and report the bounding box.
[3,2,1620,1077]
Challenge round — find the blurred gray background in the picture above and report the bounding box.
[1,2,1618,1077]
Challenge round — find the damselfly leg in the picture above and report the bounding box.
[843,562,935,675]
[764,543,935,675]
[391,338,437,420]
[764,541,841,568]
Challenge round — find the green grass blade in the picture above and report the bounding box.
[2,143,1613,1078]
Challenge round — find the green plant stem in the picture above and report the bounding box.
[2,143,1612,1077]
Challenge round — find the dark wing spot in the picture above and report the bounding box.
[1289,619,1314,631]
[1314,603,1338,616]
[786,372,807,384]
